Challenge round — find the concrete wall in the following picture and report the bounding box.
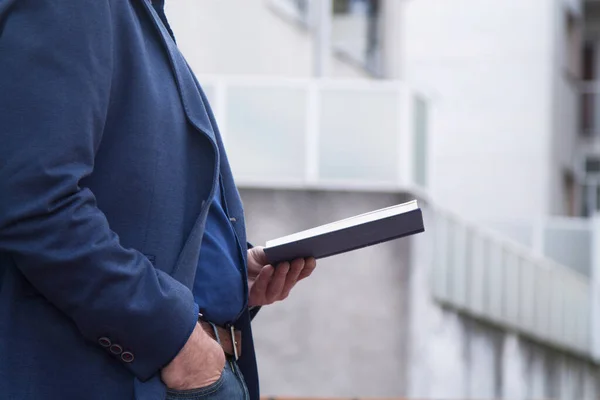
[240,188,600,399]
[402,0,558,222]
[410,318,600,399]
[241,188,413,397]
[165,0,368,79]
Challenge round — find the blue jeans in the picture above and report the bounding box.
[165,358,249,400]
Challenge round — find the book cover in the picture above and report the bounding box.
[264,200,425,265]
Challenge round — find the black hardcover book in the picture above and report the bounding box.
[264,200,425,265]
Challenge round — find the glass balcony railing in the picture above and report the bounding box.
[199,76,429,192]
[488,218,592,277]
[431,209,592,357]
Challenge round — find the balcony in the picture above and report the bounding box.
[431,213,592,357]
[198,76,429,193]
[431,208,592,358]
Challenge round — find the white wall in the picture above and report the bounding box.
[403,0,557,222]
[165,0,368,79]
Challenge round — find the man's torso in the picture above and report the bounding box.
[0,1,257,399]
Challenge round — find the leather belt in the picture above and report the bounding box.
[199,320,242,360]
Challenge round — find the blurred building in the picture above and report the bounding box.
[165,0,600,398]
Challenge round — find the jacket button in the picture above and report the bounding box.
[110,344,123,355]
[121,351,135,363]
[98,337,111,348]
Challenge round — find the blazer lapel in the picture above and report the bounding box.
[139,0,217,144]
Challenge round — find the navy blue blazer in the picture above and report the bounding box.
[0,1,259,399]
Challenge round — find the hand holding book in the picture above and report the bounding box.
[246,247,316,307]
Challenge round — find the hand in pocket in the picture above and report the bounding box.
[161,323,226,391]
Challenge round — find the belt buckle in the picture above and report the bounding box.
[229,325,239,361]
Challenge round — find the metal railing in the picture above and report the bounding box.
[197,75,429,193]
[430,208,591,357]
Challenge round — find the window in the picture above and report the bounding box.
[585,156,600,174]
[268,0,384,76]
[580,42,595,135]
[578,155,600,216]
[332,0,382,76]
[588,184,600,215]
[580,178,600,217]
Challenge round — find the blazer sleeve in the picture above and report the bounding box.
[0,0,197,381]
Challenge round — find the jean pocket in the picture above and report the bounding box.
[165,366,226,400]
